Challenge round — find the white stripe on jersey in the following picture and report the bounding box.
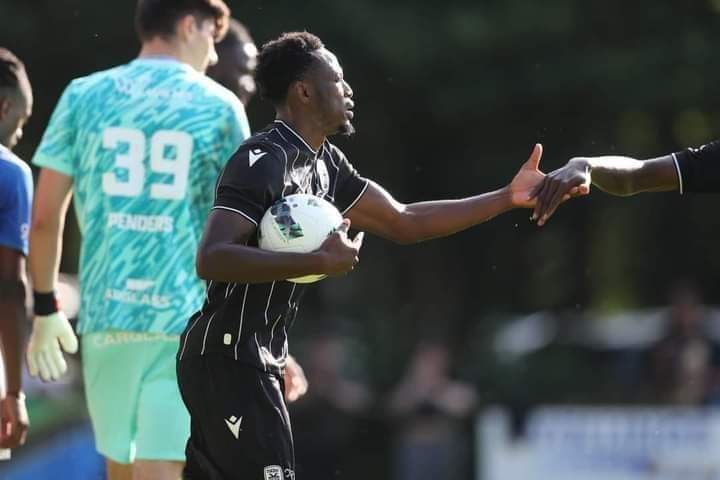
[268,313,282,351]
[178,280,212,361]
[212,206,258,226]
[672,153,684,195]
[342,180,369,214]
[233,284,250,360]
[263,282,276,326]
[274,120,317,154]
[272,127,292,147]
[200,311,217,355]
[254,333,267,370]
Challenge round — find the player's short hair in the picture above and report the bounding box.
[216,18,254,52]
[0,48,29,97]
[135,0,230,42]
[255,31,324,105]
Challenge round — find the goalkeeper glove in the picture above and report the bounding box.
[27,292,78,382]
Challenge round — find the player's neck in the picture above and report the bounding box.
[138,39,186,66]
[275,112,325,152]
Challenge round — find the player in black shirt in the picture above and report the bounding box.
[529,141,720,226]
[177,31,547,480]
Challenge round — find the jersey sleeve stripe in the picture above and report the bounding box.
[671,153,684,195]
[212,206,259,226]
[341,180,370,215]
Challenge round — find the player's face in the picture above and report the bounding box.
[0,88,32,149]
[188,17,219,72]
[208,41,257,106]
[307,49,354,136]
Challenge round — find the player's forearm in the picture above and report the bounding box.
[581,155,678,196]
[197,244,327,283]
[394,188,513,244]
[0,285,26,394]
[571,156,644,196]
[29,218,65,292]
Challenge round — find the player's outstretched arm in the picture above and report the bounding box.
[346,144,545,244]
[196,211,363,284]
[27,169,78,382]
[530,155,679,226]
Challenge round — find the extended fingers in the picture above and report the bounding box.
[532,176,555,221]
[26,349,39,378]
[36,352,53,382]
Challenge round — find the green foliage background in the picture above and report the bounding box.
[4,0,720,395]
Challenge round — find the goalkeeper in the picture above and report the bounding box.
[26,0,248,478]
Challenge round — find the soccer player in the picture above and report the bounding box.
[0,48,31,451]
[208,19,310,405]
[27,1,248,478]
[528,142,715,225]
[207,18,258,107]
[177,31,545,479]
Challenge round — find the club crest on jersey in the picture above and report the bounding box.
[316,159,330,196]
[264,465,284,480]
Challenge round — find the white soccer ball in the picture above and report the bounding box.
[258,193,343,284]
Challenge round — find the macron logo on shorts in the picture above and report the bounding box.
[224,415,243,439]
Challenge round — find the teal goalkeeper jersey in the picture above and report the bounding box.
[33,57,250,335]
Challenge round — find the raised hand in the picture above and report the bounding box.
[318,219,364,277]
[509,144,545,208]
[531,157,591,226]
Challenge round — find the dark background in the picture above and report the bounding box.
[4,1,720,478]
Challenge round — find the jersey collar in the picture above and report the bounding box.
[273,120,319,157]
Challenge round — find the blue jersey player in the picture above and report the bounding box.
[0,48,32,452]
[27,1,247,478]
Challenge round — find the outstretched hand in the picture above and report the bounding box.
[509,144,545,208]
[530,157,591,226]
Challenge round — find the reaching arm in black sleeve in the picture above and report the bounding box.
[531,139,720,225]
[673,140,720,193]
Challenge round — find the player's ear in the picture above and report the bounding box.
[0,98,10,120]
[291,80,313,104]
[175,14,197,42]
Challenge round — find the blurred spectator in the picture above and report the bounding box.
[291,333,373,479]
[206,18,257,106]
[649,282,720,405]
[386,342,477,480]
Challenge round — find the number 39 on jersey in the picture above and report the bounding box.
[102,127,193,200]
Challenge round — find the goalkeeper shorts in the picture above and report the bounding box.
[82,330,190,463]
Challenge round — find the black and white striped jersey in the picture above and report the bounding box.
[673,140,720,193]
[178,120,369,375]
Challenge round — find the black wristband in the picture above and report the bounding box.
[33,290,60,316]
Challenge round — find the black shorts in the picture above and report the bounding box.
[177,354,295,480]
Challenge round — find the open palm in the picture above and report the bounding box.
[509,143,545,208]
